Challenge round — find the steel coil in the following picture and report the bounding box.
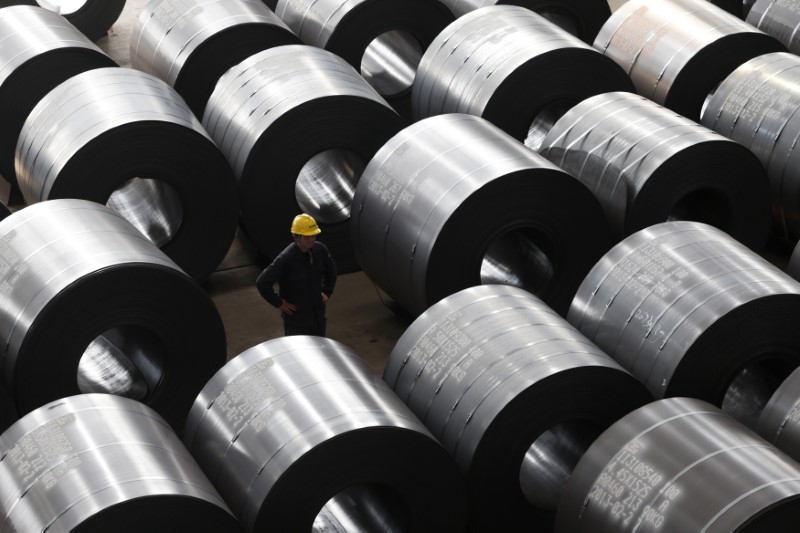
[539,91,771,250]
[0,1,126,41]
[202,45,404,273]
[747,0,800,53]
[756,366,800,462]
[130,0,300,117]
[384,284,652,532]
[264,0,454,118]
[0,199,227,429]
[0,6,115,200]
[15,66,238,280]
[556,397,800,532]
[184,336,467,532]
[351,113,612,317]
[568,221,800,429]
[437,0,610,42]
[701,52,800,242]
[594,0,785,121]
[0,394,241,532]
[412,5,633,148]
[709,0,757,17]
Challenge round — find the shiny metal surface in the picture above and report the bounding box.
[556,397,800,532]
[106,177,182,248]
[701,52,800,241]
[539,91,771,249]
[757,366,800,462]
[183,336,466,531]
[0,394,239,532]
[594,0,784,120]
[747,0,800,53]
[296,149,363,225]
[350,113,612,317]
[567,221,800,425]
[37,0,86,16]
[360,29,422,97]
[384,284,651,531]
[77,334,149,400]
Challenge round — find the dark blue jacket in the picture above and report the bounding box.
[256,241,337,326]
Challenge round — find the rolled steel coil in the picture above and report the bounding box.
[701,52,800,242]
[437,0,611,43]
[264,0,454,118]
[0,6,115,198]
[747,0,800,54]
[384,284,652,532]
[0,199,227,429]
[556,397,800,532]
[594,0,785,121]
[202,45,404,273]
[15,66,238,280]
[412,5,633,147]
[350,113,612,317]
[539,91,771,251]
[709,0,757,17]
[130,0,300,117]
[568,220,800,429]
[184,336,467,532]
[0,394,241,531]
[0,0,126,41]
[756,366,800,462]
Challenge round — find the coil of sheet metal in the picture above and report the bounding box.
[351,113,612,317]
[265,0,454,118]
[539,91,771,250]
[0,6,116,200]
[756,366,800,462]
[594,0,784,121]
[0,199,227,429]
[412,5,633,148]
[202,45,404,273]
[556,397,800,532]
[746,0,800,53]
[0,394,242,532]
[568,221,800,429]
[15,66,238,280]
[709,0,758,17]
[701,52,800,242]
[183,336,467,532]
[0,0,126,41]
[130,0,300,117]
[384,284,652,532]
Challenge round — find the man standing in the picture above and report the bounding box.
[256,213,337,336]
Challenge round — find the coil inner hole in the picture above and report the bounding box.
[481,228,556,296]
[361,30,423,97]
[722,358,797,428]
[312,484,410,532]
[666,187,730,229]
[36,0,86,15]
[539,11,579,37]
[107,178,183,248]
[296,149,364,224]
[525,100,576,151]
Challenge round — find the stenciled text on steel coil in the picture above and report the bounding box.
[0,0,126,41]
[0,394,241,532]
[202,45,405,273]
[0,199,228,430]
[701,52,800,242]
[747,0,800,53]
[594,0,785,121]
[384,284,652,532]
[539,91,771,250]
[756,366,800,462]
[412,5,633,147]
[0,6,115,197]
[130,0,300,117]
[15,66,238,280]
[184,336,467,532]
[351,113,612,317]
[556,397,800,532]
[567,221,800,429]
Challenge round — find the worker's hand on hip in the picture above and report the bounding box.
[321,292,329,305]
[280,300,297,315]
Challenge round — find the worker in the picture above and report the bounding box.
[256,213,337,336]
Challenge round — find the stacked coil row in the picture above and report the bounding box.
[0,0,126,41]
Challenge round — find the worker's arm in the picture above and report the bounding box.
[256,255,286,308]
[321,245,337,300]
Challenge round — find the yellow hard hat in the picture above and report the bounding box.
[291,213,321,236]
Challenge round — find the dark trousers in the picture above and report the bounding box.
[284,319,326,337]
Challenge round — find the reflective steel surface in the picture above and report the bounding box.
[746,0,800,53]
[757,366,800,462]
[295,149,363,225]
[360,29,422,97]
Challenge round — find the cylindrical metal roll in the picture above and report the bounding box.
[556,397,800,532]
[0,394,241,532]
[709,0,757,17]
[384,284,652,532]
[539,91,771,250]
[756,366,800,462]
[568,221,800,429]
[701,52,800,242]
[202,45,404,273]
[437,0,611,43]
[265,0,454,118]
[0,0,127,41]
[184,336,467,532]
[0,199,227,430]
[594,0,785,121]
[15,66,238,280]
[747,0,800,53]
[0,6,115,198]
[351,113,612,317]
[130,0,300,117]
[412,5,633,147]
